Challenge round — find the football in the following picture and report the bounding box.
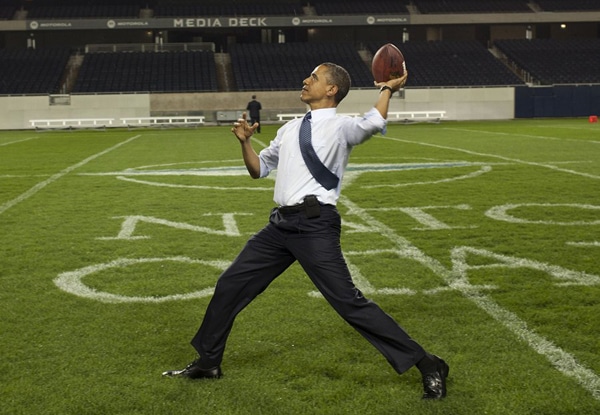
[371,43,406,82]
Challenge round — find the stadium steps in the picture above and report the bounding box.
[60,53,84,94]
[140,7,153,18]
[406,3,421,14]
[527,2,543,12]
[302,5,317,15]
[358,48,373,68]
[13,7,27,20]
[488,46,528,84]
[215,52,236,92]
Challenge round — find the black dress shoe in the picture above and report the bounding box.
[421,355,449,400]
[162,358,222,379]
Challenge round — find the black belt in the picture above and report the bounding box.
[278,204,306,214]
[278,195,322,218]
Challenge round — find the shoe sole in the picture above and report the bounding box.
[162,367,222,379]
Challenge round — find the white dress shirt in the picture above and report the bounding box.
[259,107,387,206]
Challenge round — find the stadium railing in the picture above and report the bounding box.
[29,116,206,129]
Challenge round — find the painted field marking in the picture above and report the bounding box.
[382,135,600,181]
[363,164,492,188]
[338,194,600,401]
[115,176,274,191]
[0,174,50,178]
[54,257,228,303]
[78,160,275,191]
[486,203,600,226]
[0,135,141,215]
[445,127,600,145]
[48,135,599,399]
[0,136,41,146]
[97,214,249,240]
[78,161,494,192]
[567,241,600,247]
[368,204,476,230]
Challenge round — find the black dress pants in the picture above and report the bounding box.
[191,205,426,374]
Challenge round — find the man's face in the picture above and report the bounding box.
[300,65,335,107]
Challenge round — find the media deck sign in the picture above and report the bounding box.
[26,15,410,31]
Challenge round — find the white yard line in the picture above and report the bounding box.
[0,135,141,215]
[381,135,600,180]
[0,136,41,146]
[444,127,600,145]
[339,194,600,400]
[369,134,599,398]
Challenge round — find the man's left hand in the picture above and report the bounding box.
[374,71,409,93]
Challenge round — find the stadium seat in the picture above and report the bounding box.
[494,38,600,84]
[230,42,373,91]
[0,48,71,94]
[27,4,140,19]
[536,0,600,11]
[313,0,409,15]
[153,2,302,17]
[72,50,218,93]
[0,5,15,19]
[368,41,524,87]
[413,0,532,14]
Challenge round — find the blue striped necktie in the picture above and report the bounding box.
[298,112,339,190]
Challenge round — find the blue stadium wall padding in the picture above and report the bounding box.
[554,86,574,117]
[514,86,534,118]
[591,85,600,115]
[515,85,600,118]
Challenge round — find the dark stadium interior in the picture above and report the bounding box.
[0,0,598,94]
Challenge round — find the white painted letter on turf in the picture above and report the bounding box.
[485,203,600,226]
[451,246,600,287]
[97,214,249,240]
[54,257,230,303]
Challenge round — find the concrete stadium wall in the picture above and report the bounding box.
[0,94,150,130]
[338,87,515,120]
[149,90,306,122]
[151,88,515,121]
[0,87,515,130]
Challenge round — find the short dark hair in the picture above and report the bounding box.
[252,95,256,99]
[322,62,351,104]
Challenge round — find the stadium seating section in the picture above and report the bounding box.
[0,0,598,94]
[369,41,524,87]
[0,6,15,19]
[230,42,373,91]
[536,0,600,11]
[3,37,600,94]
[27,5,140,19]
[153,3,303,17]
[11,0,138,19]
[0,48,71,94]
[413,0,532,14]
[313,1,409,15]
[494,38,600,84]
[72,50,218,93]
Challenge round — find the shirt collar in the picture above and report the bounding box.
[309,107,337,122]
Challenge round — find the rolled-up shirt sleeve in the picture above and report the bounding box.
[258,123,289,178]
[354,107,388,143]
[259,147,277,178]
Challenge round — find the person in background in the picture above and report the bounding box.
[163,63,449,400]
[246,94,262,133]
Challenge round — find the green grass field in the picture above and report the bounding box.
[1,119,599,414]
